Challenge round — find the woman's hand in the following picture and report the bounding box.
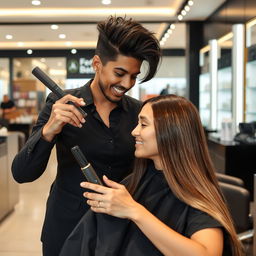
[42,94,86,141]
[81,175,142,220]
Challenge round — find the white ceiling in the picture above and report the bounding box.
[0,0,226,50]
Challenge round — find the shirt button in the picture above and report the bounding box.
[109,139,113,143]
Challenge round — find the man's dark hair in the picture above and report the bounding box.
[96,16,161,83]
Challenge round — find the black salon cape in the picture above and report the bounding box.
[60,164,231,256]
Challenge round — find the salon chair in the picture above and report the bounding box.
[218,181,254,241]
[216,172,244,187]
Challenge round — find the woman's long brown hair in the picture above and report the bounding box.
[127,94,243,256]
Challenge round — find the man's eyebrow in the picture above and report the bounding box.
[114,67,141,75]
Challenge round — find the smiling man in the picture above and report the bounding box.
[11,16,161,256]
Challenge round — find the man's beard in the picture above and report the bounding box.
[98,79,123,103]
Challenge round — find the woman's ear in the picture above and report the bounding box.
[92,55,102,72]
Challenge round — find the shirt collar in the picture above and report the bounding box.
[80,79,94,106]
[80,79,129,112]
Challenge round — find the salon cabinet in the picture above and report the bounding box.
[0,132,19,221]
[208,134,256,199]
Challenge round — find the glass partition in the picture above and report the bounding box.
[246,19,256,122]
[217,33,233,131]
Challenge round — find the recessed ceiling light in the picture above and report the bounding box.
[188,0,194,6]
[31,0,41,6]
[27,49,33,55]
[181,10,186,16]
[164,33,170,39]
[51,24,59,30]
[6,34,13,40]
[71,49,77,54]
[170,24,175,29]
[184,5,190,12]
[102,0,111,5]
[59,34,66,39]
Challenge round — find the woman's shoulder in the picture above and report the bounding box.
[184,206,222,237]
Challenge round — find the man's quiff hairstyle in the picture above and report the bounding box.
[96,16,161,83]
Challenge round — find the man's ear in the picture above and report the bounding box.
[92,55,102,72]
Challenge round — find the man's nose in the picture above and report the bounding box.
[121,76,134,89]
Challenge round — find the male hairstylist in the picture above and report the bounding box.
[12,16,161,256]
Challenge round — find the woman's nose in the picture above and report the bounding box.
[131,124,139,137]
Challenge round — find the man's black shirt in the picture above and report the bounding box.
[1,100,15,110]
[11,79,142,255]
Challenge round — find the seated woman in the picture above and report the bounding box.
[60,95,243,256]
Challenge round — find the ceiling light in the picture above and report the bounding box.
[59,34,66,39]
[246,17,256,28]
[65,41,72,46]
[159,0,194,48]
[17,42,24,47]
[31,0,41,6]
[0,41,97,49]
[0,8,175,17]
[51,24,59,30]
[101,0,111,5]
[71,49,77,54]
[217,32,233,44]
[188,0,194,6]
[200,45,210,54]
[5,34,13,39]
[27,49,33,55]
[170,24,175,29]
[184,5,190,12]
[181,10,186,16]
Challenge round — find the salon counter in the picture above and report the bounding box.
[0,132,19,221]
[208,133,256,199]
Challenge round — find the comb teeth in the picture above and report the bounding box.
[71,146,88,168]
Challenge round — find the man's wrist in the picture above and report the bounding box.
[42,126,55,142]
